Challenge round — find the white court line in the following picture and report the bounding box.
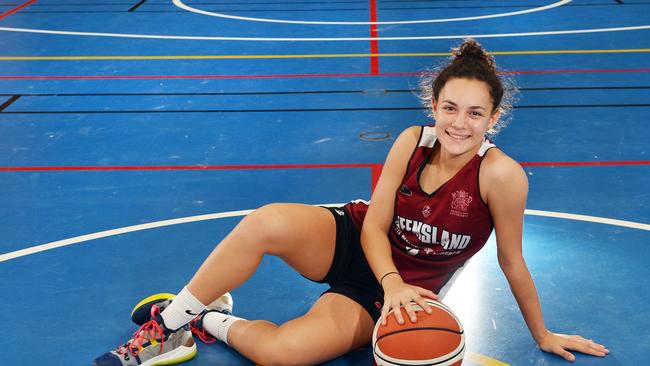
[525,209,650,231]
[172,0,570,25]
[1,24,649,42]
[0,206,648,263]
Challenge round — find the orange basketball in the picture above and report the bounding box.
[372,299,465,366]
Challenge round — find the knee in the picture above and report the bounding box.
[235,204,291,251]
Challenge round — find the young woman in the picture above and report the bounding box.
[93,39,609,366]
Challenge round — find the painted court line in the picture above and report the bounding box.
[0,0,37,21]
[1,68,650,80]
[0,163,383,172]
[3,48,650,61]
[1,24,649,42]
[0,161,649,172]
[172,0,570,25]
[368,0,379,75]
[0,207,648,264]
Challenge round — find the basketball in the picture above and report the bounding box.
[372,299,465,366]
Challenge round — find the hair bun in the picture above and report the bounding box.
[452,38,496,70]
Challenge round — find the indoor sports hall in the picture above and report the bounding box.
[1,0,648,365]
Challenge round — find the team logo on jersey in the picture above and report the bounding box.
[422,205,431,218]
[399,185,412,196]
[450,190,472,218]
[334,209,345,216]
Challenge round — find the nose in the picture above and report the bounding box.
[450,113,468,129]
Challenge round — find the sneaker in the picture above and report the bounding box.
[130,292,234,344]
[188,304,233,344]
[130,293,177,326]
[93,305,197,366]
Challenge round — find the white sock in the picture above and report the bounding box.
[160,286,206,331]
[202,311,244,346]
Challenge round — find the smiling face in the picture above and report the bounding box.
[432,77,500,158]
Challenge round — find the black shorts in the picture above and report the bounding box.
[314,206,384,322]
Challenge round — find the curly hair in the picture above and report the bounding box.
[417,38,518,137]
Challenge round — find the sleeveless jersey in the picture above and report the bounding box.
[345,125,495,297]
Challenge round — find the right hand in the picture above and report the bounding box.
[380,274,438,326]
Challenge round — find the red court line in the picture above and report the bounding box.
[0,164,382,171]
[2,69,650,80]
[368,0,380,75]
[0,163,385,190]
[1,162,647,192]
[0,73,376,80]
[509,68,650,75]
[0,0,37,20]
[520,160,650,167]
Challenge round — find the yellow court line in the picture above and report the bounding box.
[1,48,650,61]
[466,352,511,366]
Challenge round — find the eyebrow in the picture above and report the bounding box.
[441,100,487,111]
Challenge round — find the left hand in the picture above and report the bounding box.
[538,331,609,362]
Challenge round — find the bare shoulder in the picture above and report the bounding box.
[388,125,422,157]
[481,148,528,194]
[396,125,422,145]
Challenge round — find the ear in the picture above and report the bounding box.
[431,98,438,112]
[488,108,501,129]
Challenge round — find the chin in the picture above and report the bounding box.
[441,136,479,156]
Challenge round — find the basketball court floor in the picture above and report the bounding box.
[1,0,649,365]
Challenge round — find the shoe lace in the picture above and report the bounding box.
[189,315,216,344]
[116,305,166,357]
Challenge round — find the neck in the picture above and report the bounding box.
[434,143,481,172]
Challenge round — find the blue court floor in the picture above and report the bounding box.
[1,1,649,365]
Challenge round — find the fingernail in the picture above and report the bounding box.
[411,317,416,322]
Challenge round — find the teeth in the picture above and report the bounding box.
[447,132,468,140]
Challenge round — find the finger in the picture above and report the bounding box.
[580,344,609,357]
[574,341,609,357]
[418,288,439,302]
[557,348,576,362]
[413,293,433,314]
[404,301,418,323]
[587,341,609,354]
[380,306,390,326]
[390,304,405,325]
[568,335,610,355]
[384,304,404,325]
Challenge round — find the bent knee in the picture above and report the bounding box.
[235,204,293,248]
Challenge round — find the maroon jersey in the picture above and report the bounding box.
[345,125,496,297]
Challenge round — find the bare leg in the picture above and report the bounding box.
[184,203,374,365]
[187,203,337,306]
[226,293,375,366]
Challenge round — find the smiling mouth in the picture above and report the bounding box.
[446,131,470,141]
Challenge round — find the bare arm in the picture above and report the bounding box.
[483,151,608,361]
[360,126,437,325]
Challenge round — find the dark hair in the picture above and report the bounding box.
[419,38,516,136]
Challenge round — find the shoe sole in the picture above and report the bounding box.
[131,293,176,326]
[141,342,197,366]
[131,292,234,326]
